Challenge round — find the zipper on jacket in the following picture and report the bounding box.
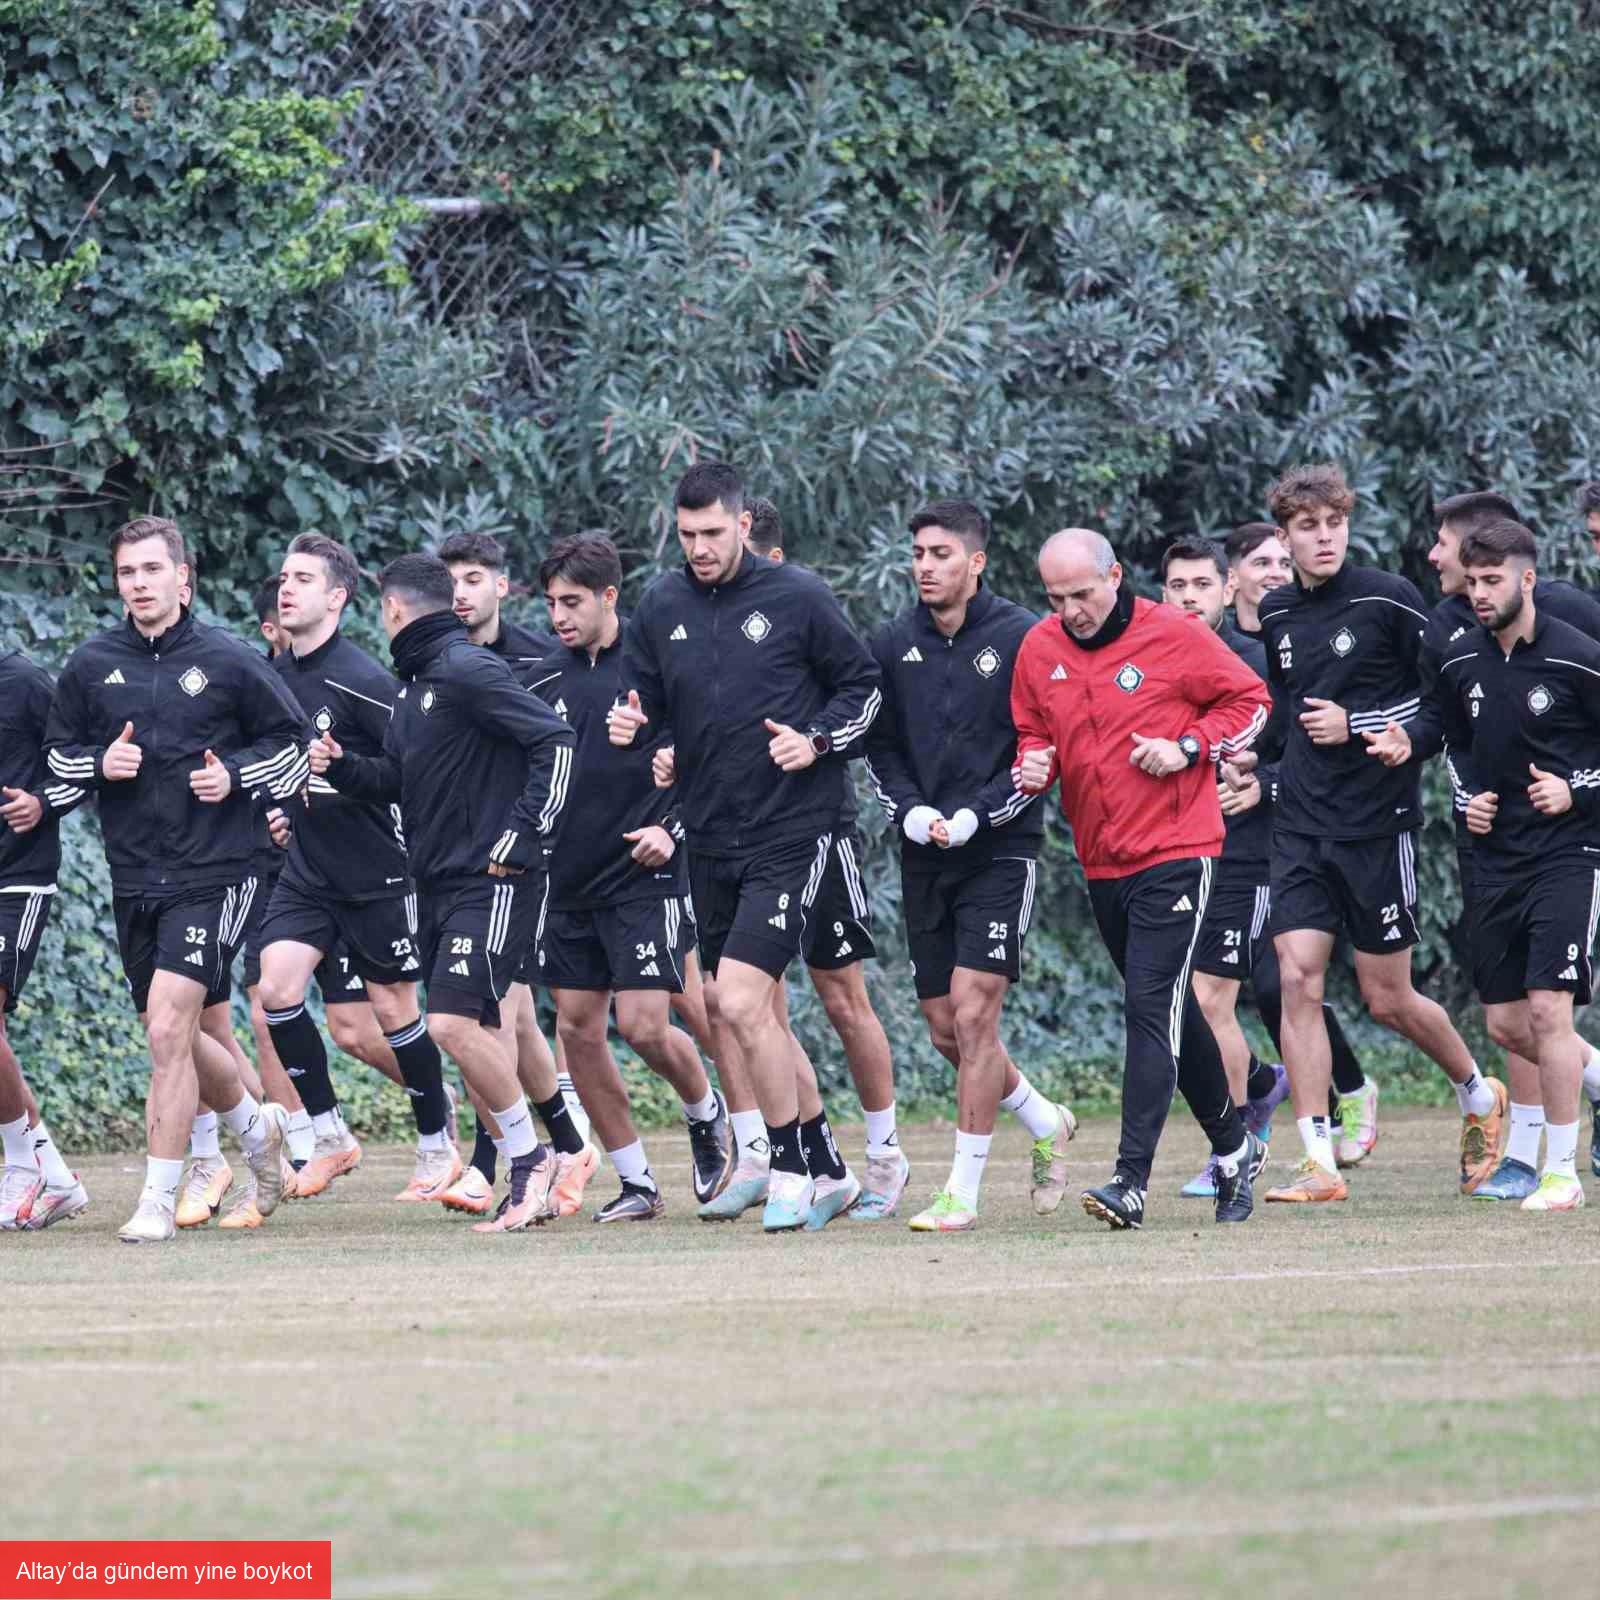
[149,644,166,885]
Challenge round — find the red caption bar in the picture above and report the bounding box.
[2,1543,330,1600]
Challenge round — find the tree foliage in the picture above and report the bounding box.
[6,0,1600,1136]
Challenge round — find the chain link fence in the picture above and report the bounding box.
[301,0,589,333]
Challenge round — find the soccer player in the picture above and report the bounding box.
[530,532,733,1220]
[865,499,1075,1232]
[255,534,460,1203]
[310,554,575,1232]
[0,648,88,1230]
[441,529,558,668]
[609,462,881,1232]
[1437,518,1600,1210]
[743,495,907,1217]
[44,517,303,1242]
[1370,491,1600,1198]
[1222,523,1378,1166]
[1253,464,1505,1203]
[1014,528,1270,1229]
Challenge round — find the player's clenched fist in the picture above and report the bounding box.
[764,718,815,773]
[102,721,142,781]
[1528,763,1573,816]
[0,787,42,834]
[652,744,676,788]
[608,690,648,748]
[1014,745,1056,795]
[308,732,343,775]
[188,748,233,803]
[1465,791,1498,836]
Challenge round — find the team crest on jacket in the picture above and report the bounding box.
[974,645,1001,678]
[421,688,436,714]
[741,611,771,643]
[313,707,334,734]
[1331,627,1356,657]
[1114,662,1144,693]
[1529,684,1553,716]
[178,666,207,697]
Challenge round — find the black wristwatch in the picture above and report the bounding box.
[808,727,832,756]
[1178,734,1202,768]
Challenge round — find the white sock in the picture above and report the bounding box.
[189,1110,221,1160]
[1454,1065,1496,1119]
[30,1121,74,1189]
[729,1109,769,1165]
[1,1112,36,1169]
[219,1093,268,1155]
[284,1109,314,1163]
[863,1102,899,1158]
[1545,1120,1580,1181]
[417,1127,451,1153]
[493,1096,537,1160]
[1297,1114,1336,1175]
[141,1155,184,1215]
[1506,1102,1544,1169]
[1215,1136,1250,1177]
[681,1088,718,1124]
[1583,1042,1600,1102]
[946,1130,991,1208]
[491,1136,508,1159]
[311,1109,342,1142]
[609,1138,657,1191]
[999,1074,1059,1139]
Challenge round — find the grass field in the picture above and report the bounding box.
[12,1108,1600,1600]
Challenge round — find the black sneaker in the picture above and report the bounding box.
[686,1089,735,1204]
[594,1181,666,1223]
[1214,1132,1266,1224]
[1081,1172,1146,1230]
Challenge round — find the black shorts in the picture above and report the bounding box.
[1269,829,1420,954]
[315,943,372,1007]
[255,873,421,989]
[1472,862,1600,1006]
[418,873,545,1029]
[901,851,1037,1001]
[0,889,54,1014]
[1192,872,1271,980]
[801,829,877,970]
[239,863,283,990]
[687,833,834,980]
[539,896,691,993]
[114,878,260,1014]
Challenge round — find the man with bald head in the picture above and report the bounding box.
[1014,528,1272,1228]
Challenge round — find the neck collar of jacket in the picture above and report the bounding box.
[1293,561,1352,601]
[1485,599,1547,655]
[391,610,465,680]
[126,606,193,653]
[917,580,993,638]
[562,615,626,663]
[1061,581,1135,652]
[685,548,758,594]
[289,628,342,671]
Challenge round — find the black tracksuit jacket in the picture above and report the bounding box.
[1438,612,1600,879]
[330,614,574,888]
[274,630,411,902]
[1257,563,1431,840]
[0,651,73,890]
[1215,619,1274,878]
[621,552,882,855]
[864,584,1042,866]
[523,622,686,910]
[44,611,308,895]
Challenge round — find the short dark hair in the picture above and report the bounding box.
[675,462,744,518]
[379,554,454,613]
[1225,522,1281,566]
[1577,482,1600,517]
[746,496,783,556]
[539,532,623,595]
[253,578,280,624]
[1435,491,1523,541]
[110,515,185,568]
[437,531,507,571]
[288,531,361,606]
[1161,538,1227,582]
[1266,464,1353,525]
[908,499,989,552]
[1459,518,1538,569]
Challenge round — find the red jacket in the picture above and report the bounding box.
[1011,597,1270,880]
